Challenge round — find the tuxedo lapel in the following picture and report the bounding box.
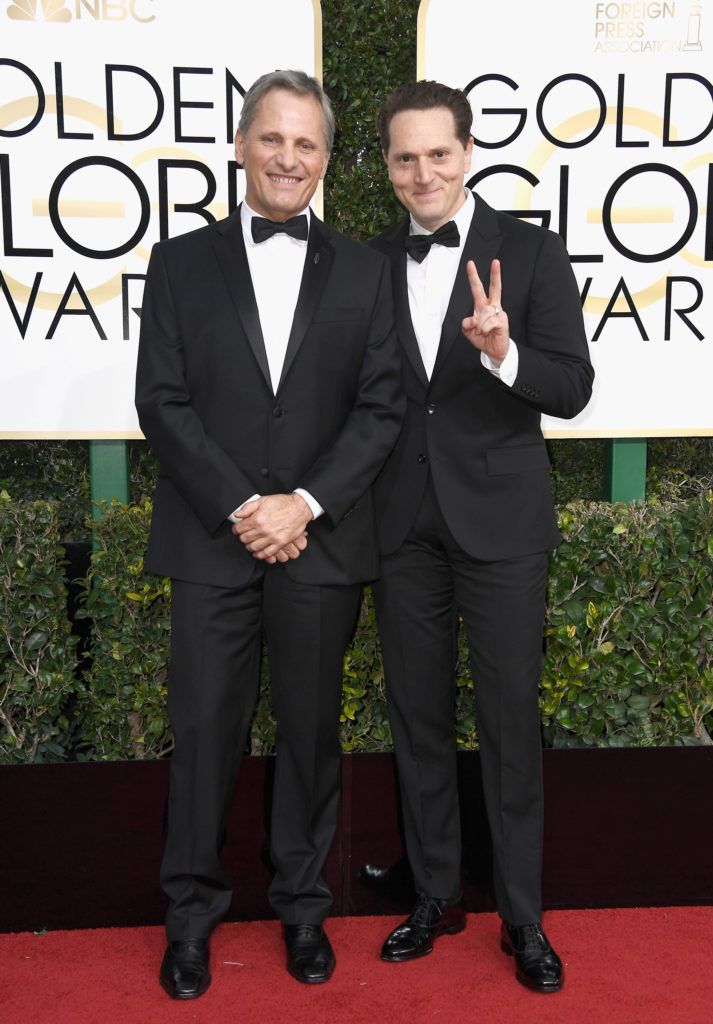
[430,194,504,383]
[277,215,335,392]
[383,217,429,389]
[212,206,272,390]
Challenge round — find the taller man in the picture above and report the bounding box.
[135,70,403,997]
[369,81,594,991]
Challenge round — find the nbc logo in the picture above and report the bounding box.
[6,0,156,20]
[6,0,71,19]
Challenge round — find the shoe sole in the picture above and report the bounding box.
[159,974,211,1000]
[500,940,563,993]
[286,962,335,985]
[381,920,466,963]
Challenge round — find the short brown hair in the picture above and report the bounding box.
[377,81,473,153]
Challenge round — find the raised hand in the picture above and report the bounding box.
[461,258,510,365]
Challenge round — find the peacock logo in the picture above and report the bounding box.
[6,0,72,21]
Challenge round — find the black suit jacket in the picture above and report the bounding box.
[135,207,404,588]
[369,193,594,561]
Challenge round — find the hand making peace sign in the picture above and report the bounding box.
[461,258,510,365]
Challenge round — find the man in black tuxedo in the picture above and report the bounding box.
[367,81,594,991]
[135,70,403,997]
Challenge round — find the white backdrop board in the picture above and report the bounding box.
[0,0,321,438]
[419,0,712,436]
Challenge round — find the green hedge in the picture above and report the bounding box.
[74,501,173,761]
[0,494,78,762]
[543,494,713,747]
[60,493,712,761]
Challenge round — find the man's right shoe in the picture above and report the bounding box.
[159,938,211,1000]
[380,893,466,962]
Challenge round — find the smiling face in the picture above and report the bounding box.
[385,106,473,231]
[235,87,330,222]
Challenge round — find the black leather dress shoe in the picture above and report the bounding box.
[284,924,336,984]
[500,921,563,992]
[381,893,466,962]
[159,938,211,1000]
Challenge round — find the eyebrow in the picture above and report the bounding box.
[391,146,451,158]
[258,130,319,145]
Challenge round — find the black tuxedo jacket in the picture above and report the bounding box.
[369,193,594,561]
[135,208,404,589]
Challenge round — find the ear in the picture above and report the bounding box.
[234,128,245,166]
[319,152,330,180]
[463,135,474,175]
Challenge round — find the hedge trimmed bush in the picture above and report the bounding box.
[74,501,173,761]
[543,494,713,748]
[66,492,713,761]
[0,493,78,763]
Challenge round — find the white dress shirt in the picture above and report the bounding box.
[229,202,323,522]
[407,189,518,385]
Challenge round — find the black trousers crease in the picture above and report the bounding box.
[161,569,361,939]
[373,479,549,926]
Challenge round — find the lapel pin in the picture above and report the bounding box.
[314,253,320,264]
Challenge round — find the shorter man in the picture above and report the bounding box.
[368,81,594,991]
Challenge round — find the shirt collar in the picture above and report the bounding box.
[409,188,474,240]
[241,200,311,246]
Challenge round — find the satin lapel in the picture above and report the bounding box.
[212,207,271,390]
[387,217,429,389]
[277,215,335,392]
[430,194,505,383]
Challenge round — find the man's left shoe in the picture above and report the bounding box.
[500,921,564,992]
[284,924,336,984]
[159,938,211,999]
[381,893,466,962]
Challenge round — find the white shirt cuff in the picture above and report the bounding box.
[228,494,260,523]
[294,488,323,520]
[481,339,519,388]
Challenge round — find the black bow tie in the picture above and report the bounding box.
[251,214,309,244]
[404,220,460,263]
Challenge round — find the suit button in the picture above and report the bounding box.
[417,453,427,464]
[426,404,436,415]
[260,467,269,477]
[273,406,283,418]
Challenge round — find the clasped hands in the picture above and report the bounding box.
[461,258,510,365]
[232,492,312,564]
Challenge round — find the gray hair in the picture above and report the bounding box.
[238,70,335,153]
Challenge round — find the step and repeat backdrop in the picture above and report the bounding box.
[420,0,712,436]
[1,0,711,438]
[0,0,320,437]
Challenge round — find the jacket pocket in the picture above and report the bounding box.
[485,443,551,476]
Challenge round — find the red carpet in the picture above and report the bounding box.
[1,908,711,1024]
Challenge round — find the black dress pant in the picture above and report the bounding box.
[161,567,361,939]
[373,479,549,926]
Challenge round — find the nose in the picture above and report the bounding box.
[413,157,433,185]
[275,143,299,170]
